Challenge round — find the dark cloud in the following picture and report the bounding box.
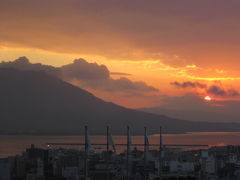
[207,85,239,97]
[170,81,206,88]
[72,77,158,92]
[0,57,158,93]
[227,89,240,96]
[171,81,240,97]
[61,59,158,92]
[62,59,109,80]
[207,85,226,96]
[0,56,61,77]
[106,78,158,92]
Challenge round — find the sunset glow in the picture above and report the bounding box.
[1,0,240,109]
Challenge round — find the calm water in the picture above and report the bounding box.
[0,132,240,158]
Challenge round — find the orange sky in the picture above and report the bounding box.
[1,0,240,108]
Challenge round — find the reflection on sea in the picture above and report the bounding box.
[0,132,240,158]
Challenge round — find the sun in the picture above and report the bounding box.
[204,96,212,101]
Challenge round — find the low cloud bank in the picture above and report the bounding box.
[170,81,239,97]
[0,57,159,93]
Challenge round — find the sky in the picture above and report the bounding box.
[1,0,240,112]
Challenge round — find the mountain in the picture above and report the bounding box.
[138,107,240,123]
[0,68,240,135]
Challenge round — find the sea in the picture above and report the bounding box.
[0,132,240,158]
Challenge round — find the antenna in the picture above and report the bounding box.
[144,126,148,180]
[84,125,89,180]
[107,125,109,152]
[126,126,131,180]
[107,125,110,180]
[159,126,163,179]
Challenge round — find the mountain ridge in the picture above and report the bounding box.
[138,106,240,123]
[0,68,240,135]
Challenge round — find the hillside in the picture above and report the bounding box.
[0,68,240,135]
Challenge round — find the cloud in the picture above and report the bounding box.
[2,0,240,70]
[0,57,158,93]
[106,77,158,92]
[61,58,158,92]
[207,85,239,97]
[0,56,61,77]
[62,59,109,80]
[171,81,240,97]
[72,77,158,92]
[170,81,206,88]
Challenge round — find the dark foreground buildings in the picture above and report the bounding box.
[1,144,240,180]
